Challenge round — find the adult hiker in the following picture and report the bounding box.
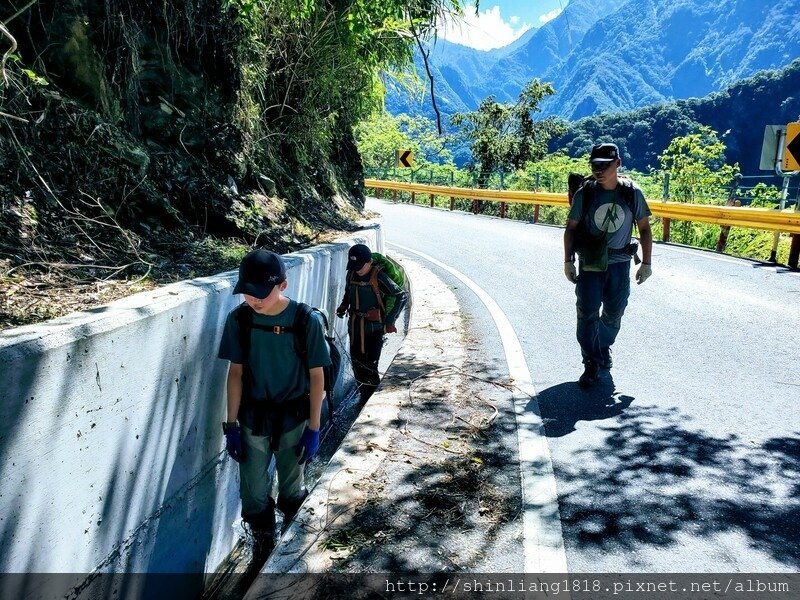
[563,143,653,388]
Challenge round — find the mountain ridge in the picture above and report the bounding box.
[384,0,800,124]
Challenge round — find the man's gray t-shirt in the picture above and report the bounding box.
[569,182,652,264]
[218,299,332,407]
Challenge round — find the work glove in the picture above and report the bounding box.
[564,261,578,283]
[222,422,244,463]
[385,323,398,334]
[636,263,652,285]
[295,426,320,464]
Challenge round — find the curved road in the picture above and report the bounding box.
[370,198,800,573]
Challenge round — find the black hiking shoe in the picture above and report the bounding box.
[251,530,275,565]
[244,500,276,567]
[579,360,600,388]
[600,347,613,370]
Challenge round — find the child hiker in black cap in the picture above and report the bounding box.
[217,249,331,565]
[336,244,408,403]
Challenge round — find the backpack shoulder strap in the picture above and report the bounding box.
[617,178,639,235]
[235,302,256,401]
[580,179,596,222]
[369,265,385,312]
[235,302,254,358]
[619,179,636,213]
[292,302,313,366]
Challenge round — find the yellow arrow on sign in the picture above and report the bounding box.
[396,150,413,168]
[784,122,800,171]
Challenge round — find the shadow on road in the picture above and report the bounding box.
[536,375,800,569]
[311,347,523,574]
[535,373,634,438]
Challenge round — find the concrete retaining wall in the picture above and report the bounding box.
[0,225,382,597]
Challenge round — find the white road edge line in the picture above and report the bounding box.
[389,241,568,574]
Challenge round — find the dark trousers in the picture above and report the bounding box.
[575,261,631,364]
[350,328,384,402]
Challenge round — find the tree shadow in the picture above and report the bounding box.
[549,399,800,569]
[247,334,799,600]
[295,347,524,575]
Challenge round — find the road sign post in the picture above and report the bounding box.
[769,176,791,262]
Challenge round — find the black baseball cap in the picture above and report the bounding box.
[232,249,286,298]
[346,244,372,271]
[589,143,620,163]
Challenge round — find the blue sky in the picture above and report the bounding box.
[440,1,567,50]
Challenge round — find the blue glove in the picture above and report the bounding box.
[295,426,320,464]
[223,422,244,463]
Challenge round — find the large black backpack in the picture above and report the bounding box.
[236,302,342,425]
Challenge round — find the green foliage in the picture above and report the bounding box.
[450,79,564,187]
[744,183,782,208]
[355,112,453,171]
[228,0,468,181]
[658,126,739,204]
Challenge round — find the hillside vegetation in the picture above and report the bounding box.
[0,0,460,327]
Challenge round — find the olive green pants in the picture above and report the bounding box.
[239,421,307,517]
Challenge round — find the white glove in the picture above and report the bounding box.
[636,263,652,285]
[564,261,577,283]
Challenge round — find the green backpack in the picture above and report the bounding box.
[368,252,405,317]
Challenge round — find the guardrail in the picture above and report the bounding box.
[364,178,800,268]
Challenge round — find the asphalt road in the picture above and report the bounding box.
[369,198,800,573]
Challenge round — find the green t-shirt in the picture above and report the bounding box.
[218,299,331,430]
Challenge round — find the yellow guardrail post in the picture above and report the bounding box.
[770,176,790,262]
[662,173,671,242]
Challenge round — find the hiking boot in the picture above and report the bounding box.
[578,360,600,388]
[600,347,613,369]
[244,500,276,566]
[251,529,275,565]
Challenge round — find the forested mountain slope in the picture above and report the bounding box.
[0,0,448,326]
[386,0,800,124]
[552,59,800,173]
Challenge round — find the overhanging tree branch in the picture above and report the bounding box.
[409,21,443,136]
